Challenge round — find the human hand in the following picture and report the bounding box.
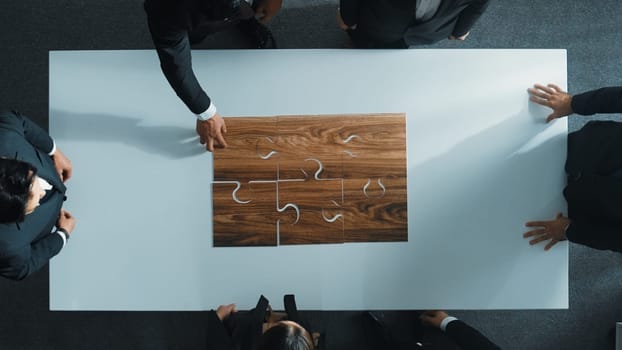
[255,0,282,24]
[52,148,73,182]
[216,303,237,321]
[196,113,227,152]
[524,212,570,251]
[528,83,573,122]
[420,310,449,328]
[336,7,355,30]
[57,209,76,236]
[448,31,470,40]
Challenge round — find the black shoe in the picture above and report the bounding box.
[238,18,277,49]
[362,311,392,349]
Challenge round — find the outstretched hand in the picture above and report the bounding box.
[524,212,570,250]
[196,113,227,152]
[528,83,573,122]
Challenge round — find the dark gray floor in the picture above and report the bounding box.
[1,1,621,349]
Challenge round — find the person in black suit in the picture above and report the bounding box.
[206,295,317,349]
[0,110,76,280]
[363,310,501,349]
[336,0,490,48]
[144,0,282,152]
[524,84,622,253]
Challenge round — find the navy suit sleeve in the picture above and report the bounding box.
[339,0,360,27]
[571,87,622,115]
[145,0,212,114]
[206,310,235,350]
[0,232,63,281]
[0,110,54,154]
[445,320,501,350]
[452,0,490,37]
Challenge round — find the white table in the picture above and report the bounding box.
[49,49,568,310]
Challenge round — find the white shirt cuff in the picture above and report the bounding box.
[48,140,57,156]
[197,103,217,121]
[440,316,458,332]
[55,230,67,248]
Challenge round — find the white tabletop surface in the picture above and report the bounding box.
[49,49,568,310]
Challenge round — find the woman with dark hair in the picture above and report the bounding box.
[206,295,320,350]
[0,110,76,280]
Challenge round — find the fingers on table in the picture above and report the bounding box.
[523,228,546,238]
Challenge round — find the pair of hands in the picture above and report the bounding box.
[52,149,76,236]
[523,83,574,251]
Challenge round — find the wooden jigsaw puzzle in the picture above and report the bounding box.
[212,113,407,246]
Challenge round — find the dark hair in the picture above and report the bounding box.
[0,158,37,224]
[259,321,314,350]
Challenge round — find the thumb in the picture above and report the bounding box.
[546,113,558,123]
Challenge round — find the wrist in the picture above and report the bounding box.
[197,103,217,121]
[58,227,70,239]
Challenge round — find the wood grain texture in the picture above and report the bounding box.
[212,113,407,246]
[342,177,407,242]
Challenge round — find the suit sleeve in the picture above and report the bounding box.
[451,0,490,37]
[339,0,360,27]
[206,310,235,350]
[0,110,54,154]
[565,219,622,253]
[445,320,501,350]
[145,1,212,114]
[571,87,622,116]
[0,232,63,281]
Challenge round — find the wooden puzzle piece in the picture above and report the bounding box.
[276,115,345,180]
[277,176,344,245]
[340,114,407,179]
[212,181,277,247]
[213,117,278,182]
[342,177,408,242]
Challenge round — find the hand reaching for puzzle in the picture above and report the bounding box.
[196,113,228,152]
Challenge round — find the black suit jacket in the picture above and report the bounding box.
[339,0,490,46]
[0,111,67,280]
[145,0,252,115]
[442,320,501,350]
[563,87,622,252]
[205,295,269,350]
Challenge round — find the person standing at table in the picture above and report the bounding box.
[0,110,76,280]
[337,0,490,48]
[524,83,622,253]
[144,0,282,152]
[362,310,501,349]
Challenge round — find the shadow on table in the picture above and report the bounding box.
[50,109,205,159]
